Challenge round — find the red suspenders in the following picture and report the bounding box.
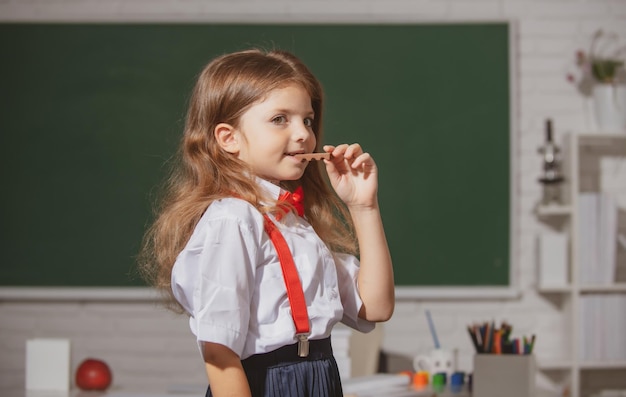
[263,214,311,357]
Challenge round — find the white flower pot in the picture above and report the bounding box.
[592,83,626,133]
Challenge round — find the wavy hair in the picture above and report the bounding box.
[137,49,356,311]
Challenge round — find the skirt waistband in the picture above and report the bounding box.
[242,337,333,369]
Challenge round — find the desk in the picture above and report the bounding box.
[9,384,560,397]
[342,374,561,397]
[4,391,203,397]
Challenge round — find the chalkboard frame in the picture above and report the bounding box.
[0,21,519,299]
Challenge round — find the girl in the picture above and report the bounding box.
[138,48,394,397]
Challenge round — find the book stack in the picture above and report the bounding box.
[332,326,352,379]
[577,193,618,286]
[579,294,626,361]
[537,230,568,288]
[342,374,414,397]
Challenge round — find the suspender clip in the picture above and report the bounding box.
[297,333,310,357]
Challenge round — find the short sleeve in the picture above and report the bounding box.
[171,200,264,357]
[333,252,376,333]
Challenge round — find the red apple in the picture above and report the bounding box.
[75,358,113,391]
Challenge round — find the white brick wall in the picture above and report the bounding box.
[1,0,625,395]
[0,301,206,392]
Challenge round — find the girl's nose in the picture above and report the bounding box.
[293,122,312,142]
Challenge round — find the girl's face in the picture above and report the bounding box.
[235,83,317,184]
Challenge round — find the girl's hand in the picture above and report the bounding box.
[323,143,378,210]
[325,144,394,322]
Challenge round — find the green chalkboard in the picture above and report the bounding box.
[0,23,510,287]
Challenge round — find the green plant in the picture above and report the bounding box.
[591,58,624,83]
[567,29,625,95]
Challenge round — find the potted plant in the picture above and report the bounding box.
[567,29,626,132]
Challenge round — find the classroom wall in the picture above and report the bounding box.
[1,0,626,394]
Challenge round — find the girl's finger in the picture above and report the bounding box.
[350,152,372,169]
[330,144,350,159]
[344,143,363,160]
[323,145,336,153]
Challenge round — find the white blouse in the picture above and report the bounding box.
[171,179,374,360]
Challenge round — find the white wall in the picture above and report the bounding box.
[1,0,626,395]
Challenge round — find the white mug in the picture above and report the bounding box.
[413,348,455,377]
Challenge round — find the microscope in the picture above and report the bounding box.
[538,119,564,204]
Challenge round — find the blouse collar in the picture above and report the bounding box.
[256,177,284,200]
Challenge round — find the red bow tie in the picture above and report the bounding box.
[276,186,305,219]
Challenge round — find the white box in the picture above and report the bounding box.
[26,338,71,391]
[473,354,536,397]
[537,231,568,288]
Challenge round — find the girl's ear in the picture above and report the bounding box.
[214,123,240,154]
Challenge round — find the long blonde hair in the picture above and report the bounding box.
[138,49,356,310]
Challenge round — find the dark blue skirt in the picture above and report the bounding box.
[205,337,343,397]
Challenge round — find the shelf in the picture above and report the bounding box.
[536,204,573,217]
[538,359,574,370]
[576,132,626,141]
[579,361,626,370]
[579,284,626,293]
[534,132,626,397]
[538,285,573,294]
[540,359,626,371]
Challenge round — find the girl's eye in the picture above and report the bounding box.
[304,118,314,127]
[272,115,287,124]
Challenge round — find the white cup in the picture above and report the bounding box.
[413,348,455,377]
